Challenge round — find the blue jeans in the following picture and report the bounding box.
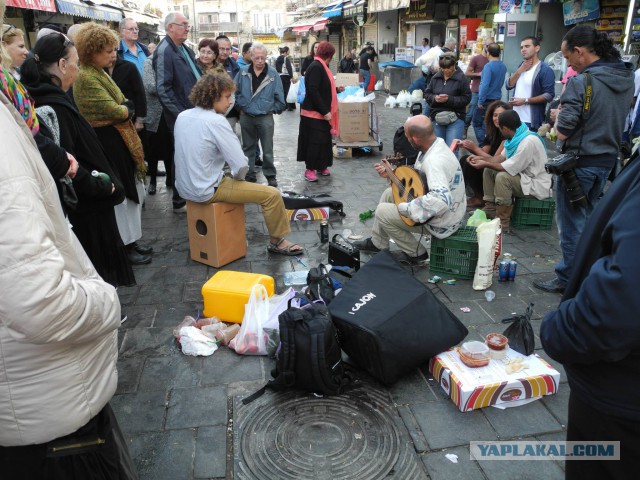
[433,118,465,157]
[472,103,487,147]
[465,92,478,128]
[554,165,610,284]
[360,68,371,92]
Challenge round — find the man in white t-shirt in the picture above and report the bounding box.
[505,36,555,131]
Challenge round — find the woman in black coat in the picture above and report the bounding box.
[297,42,342,182]
[424,53,471,156]
[22,34,135,287]
[300,41,319,76]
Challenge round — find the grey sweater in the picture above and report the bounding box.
[557,60,634,168]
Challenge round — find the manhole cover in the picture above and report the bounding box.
[233,383,426,480]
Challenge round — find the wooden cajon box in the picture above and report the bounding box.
[186,201,246,267]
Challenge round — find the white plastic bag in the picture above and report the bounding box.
[179,326,218,356]
[264,287,296,330]
[375,80,383,91]
[411,89,424,102]
[230,284,269,355]
[287,81,299,104]
[473,219,502,291]
[385,96,397,108]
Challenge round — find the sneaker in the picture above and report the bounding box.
[533,278,566,294]
[304,169,318,182]
[351,237,380,252]
[173,199,186,210]
[266,176,278,187]
[317,168,331,176]
[245,174,257,183]
[120,314,128,324]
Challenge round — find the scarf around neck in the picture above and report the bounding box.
[301,57,339,135]
[504,122,545,158]
[0,66,39,136]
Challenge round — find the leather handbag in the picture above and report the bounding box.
[328,234,360,271]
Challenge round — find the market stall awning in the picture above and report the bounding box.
[6,0,56,12]
[322,1,346,18]
[121,8,160,26]
[287,16,328,33]
[367,0,410,13]
[55,0,123,22]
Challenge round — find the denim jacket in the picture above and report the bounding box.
[234,65,286,116]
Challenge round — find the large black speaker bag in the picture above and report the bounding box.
[328,250,468,385]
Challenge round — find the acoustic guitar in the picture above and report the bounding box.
[380,153,427,226]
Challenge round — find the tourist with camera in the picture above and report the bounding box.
[468,110,551,231]
[533,26,634,294]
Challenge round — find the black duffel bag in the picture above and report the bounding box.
[328,250,468,385]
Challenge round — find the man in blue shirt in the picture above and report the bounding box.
[474,43,506,146]
[118,18,150,76]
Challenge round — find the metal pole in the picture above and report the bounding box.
[236,0,240,46]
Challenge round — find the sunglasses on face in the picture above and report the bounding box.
[2,24,17,37]
[439,54,456,60]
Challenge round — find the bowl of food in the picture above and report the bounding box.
[458,341,490,368]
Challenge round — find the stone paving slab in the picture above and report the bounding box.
[111,94,572,479]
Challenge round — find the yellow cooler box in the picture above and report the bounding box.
[202,271,275,323]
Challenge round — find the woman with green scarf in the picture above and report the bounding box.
[73,22,151,266]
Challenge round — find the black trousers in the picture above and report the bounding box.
[0,404,137,480]
[565,392,640,480]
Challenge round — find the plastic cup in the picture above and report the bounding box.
[485,290,496,302]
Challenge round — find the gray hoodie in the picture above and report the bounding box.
[557,60,634,168]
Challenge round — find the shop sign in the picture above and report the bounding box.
[6,0,56,12]
[402,1,435,22]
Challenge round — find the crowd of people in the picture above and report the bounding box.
[2,3,640,475]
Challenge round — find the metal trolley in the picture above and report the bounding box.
[333,100,383,152]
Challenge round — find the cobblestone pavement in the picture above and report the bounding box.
[114,93,569,479]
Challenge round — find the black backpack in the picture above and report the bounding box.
[393,126,419,166]
[243,297,350,404]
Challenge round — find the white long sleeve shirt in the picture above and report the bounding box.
[174,107,248,202]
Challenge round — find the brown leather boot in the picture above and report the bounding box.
[496,204,514,232]
[483,201,497,219]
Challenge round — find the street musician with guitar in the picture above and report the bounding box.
[352,116,467,265]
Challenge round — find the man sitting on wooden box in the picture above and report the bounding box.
[351,115,467,265]
[174,73,303,256]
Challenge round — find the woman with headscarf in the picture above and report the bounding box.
[297,41,342,182]
[21,32,135,287]
[73,22,151,266]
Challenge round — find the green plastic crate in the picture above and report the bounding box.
[511,198,555,230]
[429,226,478,280]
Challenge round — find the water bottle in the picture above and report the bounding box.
[508,258,518,281]
[91,170,111,184]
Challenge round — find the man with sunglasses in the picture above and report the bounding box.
[154,12,201,211]
[118,18,149,76]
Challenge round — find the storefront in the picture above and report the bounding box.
[3,0,57,47]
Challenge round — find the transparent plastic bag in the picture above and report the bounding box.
[231,284,269,355]
[467,209,488,227]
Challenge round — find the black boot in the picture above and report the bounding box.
[126,244,152,265]
[133,241,153,255]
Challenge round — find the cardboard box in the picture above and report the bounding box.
[186,201,246,268]
[286,207,330,221]
[338,101,369,143]
[332,146,352,158]
[335,73,360,88]
[202,271,274,323]
[429,348,561,412]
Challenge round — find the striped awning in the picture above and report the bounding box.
[367,0,410,13]
[55,0,123,22]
